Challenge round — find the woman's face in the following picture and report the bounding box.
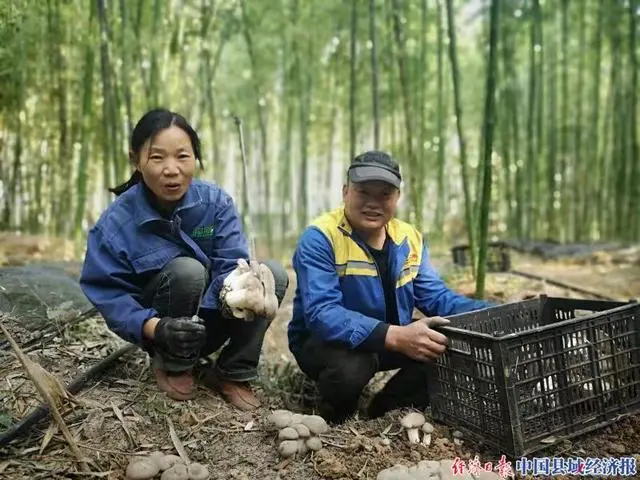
[135,126,196,206]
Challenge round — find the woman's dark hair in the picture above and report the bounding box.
[109,108,204,196]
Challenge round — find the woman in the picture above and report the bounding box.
[79,108,289,410]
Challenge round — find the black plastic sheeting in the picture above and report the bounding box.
[0,265,92,330]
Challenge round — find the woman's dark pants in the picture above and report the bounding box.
[141,257,289,382]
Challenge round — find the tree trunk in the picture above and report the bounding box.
[369,0,380,149]
[445,0,475,274]
[585,0,603,240]
[74,4,96,239]
[525,0,540,240]
[572,1,587,240]
[435,0,446,231]
[545,5,558,240]
[475,0,499,299]
[560,0,569,240]
[391,0,420,229]
[240,0,273,255]
[349,0,358,160]
[627,0,639,240]
[119,0,133,138]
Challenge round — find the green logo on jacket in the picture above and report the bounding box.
[191,224,214,239]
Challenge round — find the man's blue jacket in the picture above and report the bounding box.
[79,180,249,344]
[288,207,491,355]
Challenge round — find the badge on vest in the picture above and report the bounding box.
[191,224,214,239]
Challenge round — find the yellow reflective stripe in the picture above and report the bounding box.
[336,261,378,277]
[344,267,378,277]
[396,265,419,287]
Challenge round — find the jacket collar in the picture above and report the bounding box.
[133,181,203,226]
[336,206,408,245]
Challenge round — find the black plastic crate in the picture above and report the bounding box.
[451,241,511,272]
[427,295,640,458]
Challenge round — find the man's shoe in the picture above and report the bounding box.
[153,367,196,401]
[199,368,261,411]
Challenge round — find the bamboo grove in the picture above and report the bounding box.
[1,0,639,262]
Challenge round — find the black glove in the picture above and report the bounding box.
[154,315,207,359]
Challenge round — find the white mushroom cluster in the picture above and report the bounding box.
[376,460,440,480]
[267,410,329,458]
[125,451,209,480]
[400,412,434,446]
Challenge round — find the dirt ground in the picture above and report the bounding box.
[0,234,639,479]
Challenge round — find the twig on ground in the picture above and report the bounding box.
[167,417,190,464]
[0,319,92,473]
[0,343,136,446]
[357,457,369,477]
[274,457,291,471]
[318,438,348,449]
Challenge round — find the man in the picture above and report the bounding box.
[288,150,494,423]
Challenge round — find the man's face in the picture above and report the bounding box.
[343,180,400,233]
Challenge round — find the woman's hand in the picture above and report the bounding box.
[153,315,207,358]
[219,259,278,320]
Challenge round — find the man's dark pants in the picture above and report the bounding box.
[293,333,432,422]
[141,256,289,382]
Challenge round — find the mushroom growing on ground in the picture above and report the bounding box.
[126,458,160,480]
[278,427,299,441]
[452,430,464,446]
[278,440,299,458]
[268,410,293,429]
[421,422,434,446]
[293,423,310,438]
[271,411,329,457]
[306,437,323,451]
[187,463,210,480]
[400,412,426,444]
[300,415,328,435]
[155,454,182,471]
[160,462,189,480]
[296,438,309,454]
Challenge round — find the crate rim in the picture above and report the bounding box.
[438,295,636,341]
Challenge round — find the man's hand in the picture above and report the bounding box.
[219,259,278,320]
[154,315,207,358]
[384,317,451,362]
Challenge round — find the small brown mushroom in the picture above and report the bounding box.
[187,462,210,480]
[292,423,310,438]
[126,458,160,480]
[278,426,299,440]
[278,440,299,458]
[305,437,323,451]
[300,415,328,435]
[268,410,293,429]
[161,462,189,480]
[400,412,426,444]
